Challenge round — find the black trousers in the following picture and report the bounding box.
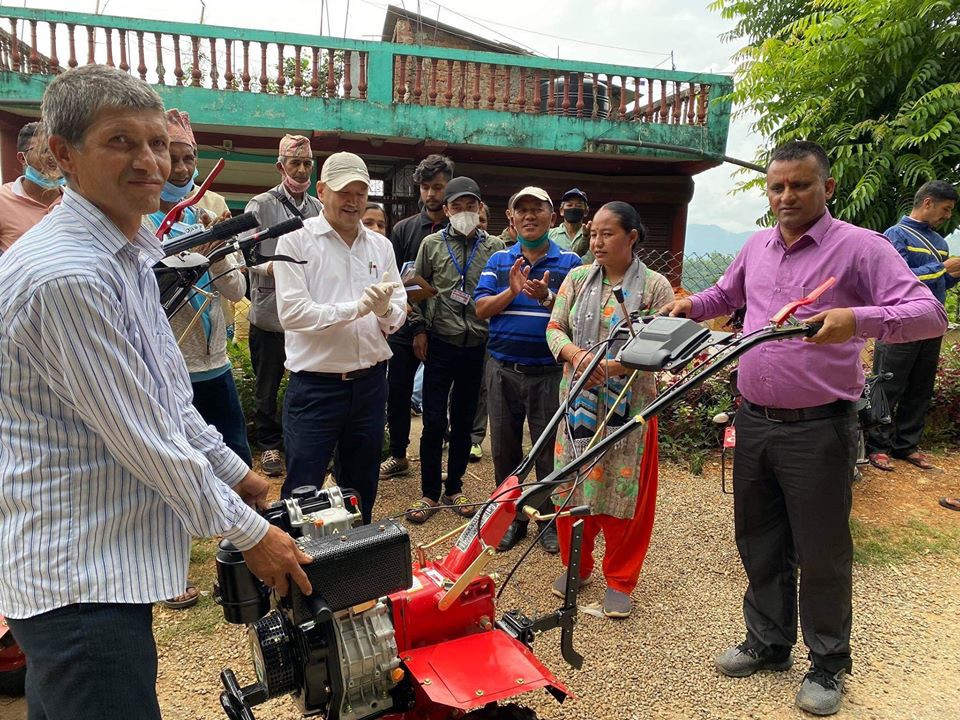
[248,323,286,451]
[733,401,857,673]
[282,365,387,523]
[866,336,943,457]
[7,603,161,720]
[420,338,486,502]
[471,350,490,445]
[486,358,561,514]
[386,340,419,459]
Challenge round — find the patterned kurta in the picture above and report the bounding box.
[546,264,674,518]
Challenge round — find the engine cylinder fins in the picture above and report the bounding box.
[249,611,298,698]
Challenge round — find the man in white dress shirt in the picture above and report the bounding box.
[274,152,406,522]
[0,65,313,720]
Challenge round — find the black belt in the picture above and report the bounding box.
[744,399,855,423]
[299,361,385,382]
[495,358,562,375]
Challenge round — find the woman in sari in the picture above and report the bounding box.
[546,201,674,618]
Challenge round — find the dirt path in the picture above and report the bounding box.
[1,438,957,720]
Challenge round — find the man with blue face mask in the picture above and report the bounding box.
[406,177,505,524]
[143,109,250,610]
[0,121,64,253]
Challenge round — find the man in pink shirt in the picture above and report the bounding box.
[0,122,63,253]
[666,141,946,716]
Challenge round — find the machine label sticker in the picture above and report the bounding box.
[454,501,497,553]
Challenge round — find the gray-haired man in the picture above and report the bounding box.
[0,65,312,720]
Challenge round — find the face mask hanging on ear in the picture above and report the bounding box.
[24,165,66,190]
[449,211,480,236]
[160,168,199,202]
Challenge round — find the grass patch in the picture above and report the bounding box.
[153,537,229,646]
[851,517,960,566]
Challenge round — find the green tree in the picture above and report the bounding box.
[712,0,960,232]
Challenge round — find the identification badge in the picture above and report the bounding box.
[450,288,470,305]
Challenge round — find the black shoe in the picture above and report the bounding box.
[497,520,528,552]
[537,522,560,554]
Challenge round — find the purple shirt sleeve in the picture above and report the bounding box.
[688,241,750,322]
[852,235,947,343]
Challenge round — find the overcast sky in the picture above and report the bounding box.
[14,0,770,231]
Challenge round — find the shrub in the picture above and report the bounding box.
[657,367,736,474]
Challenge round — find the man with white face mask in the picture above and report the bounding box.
[244,134,323,477]
[407,177,505,523]
[0,121,64,253]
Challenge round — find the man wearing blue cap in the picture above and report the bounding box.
[548,187,590,258]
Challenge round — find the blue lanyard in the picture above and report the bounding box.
[442,227,481,290]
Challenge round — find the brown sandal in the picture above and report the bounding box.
[867,452,894,471]
[443,493,477,519]
[938,497,960,512]
[406,498,439,524]
[902,452,935,470]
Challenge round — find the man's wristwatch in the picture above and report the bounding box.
[538,289,555,307]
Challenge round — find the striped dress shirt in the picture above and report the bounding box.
[0,189,268,619]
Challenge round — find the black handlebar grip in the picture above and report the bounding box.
[612,285,625,304]
[804,321,824,337]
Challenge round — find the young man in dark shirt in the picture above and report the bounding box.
[380,155,454,480]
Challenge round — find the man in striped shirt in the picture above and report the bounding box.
[0,65,311,720]
[475,186,583,553]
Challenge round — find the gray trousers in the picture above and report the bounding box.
[733,401,858,673]
[486,358,562,513]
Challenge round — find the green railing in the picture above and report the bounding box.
[0,7,731,127]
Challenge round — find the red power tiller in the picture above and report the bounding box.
[215,281,833,720]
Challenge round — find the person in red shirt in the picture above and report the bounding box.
[0,122,63,253]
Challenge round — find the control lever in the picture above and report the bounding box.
[611,286,636,338]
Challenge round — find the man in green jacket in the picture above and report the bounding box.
[407,177,505,523]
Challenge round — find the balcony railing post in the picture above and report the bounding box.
[86,25,95,66]
[118,29,129,74]
[67,24,77,69]
[547,70,555,114]
[395,54,406,102]
[224,40,234,90]
[209,38,219,89]
[486,63,496,110]
[444,59,453,107]
[28,19,39,74]
[532,69,541,114]
[136,31,147,81]
[517,67,527,113]
[294,46,303,96]
[258,43,268,91]
[48,23,59,73]
[241,40,251,92]
[561,72,571,115]
[414,57,423,104]
[698,84,710,125]
[672,81,681,123]
[105,28,115,68]
[576,73,584,118]
[358,52,367,100]
[326,48,336,98]
[428,57,437,106]
[9,20,20,71]
[659,79,668,123]
[276,43,286,94]
[173,35,184,86]
[154,32,165,84]
[341,50,351,99]
[191,36,201,87]
[312,47,321,97]
[501,66,511,111]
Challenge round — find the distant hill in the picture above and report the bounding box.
[684,224,754,256]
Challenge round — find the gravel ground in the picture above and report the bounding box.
[1,422,957,720]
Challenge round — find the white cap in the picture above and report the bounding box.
[512,186,553,208]
[320,152,370,191]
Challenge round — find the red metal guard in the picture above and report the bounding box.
[154,158,226,239]
[769,276,836,326]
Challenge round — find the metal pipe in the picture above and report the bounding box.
[592,138,766,174]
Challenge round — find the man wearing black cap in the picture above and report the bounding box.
[406,177,505,523]
[549,187,590,257]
